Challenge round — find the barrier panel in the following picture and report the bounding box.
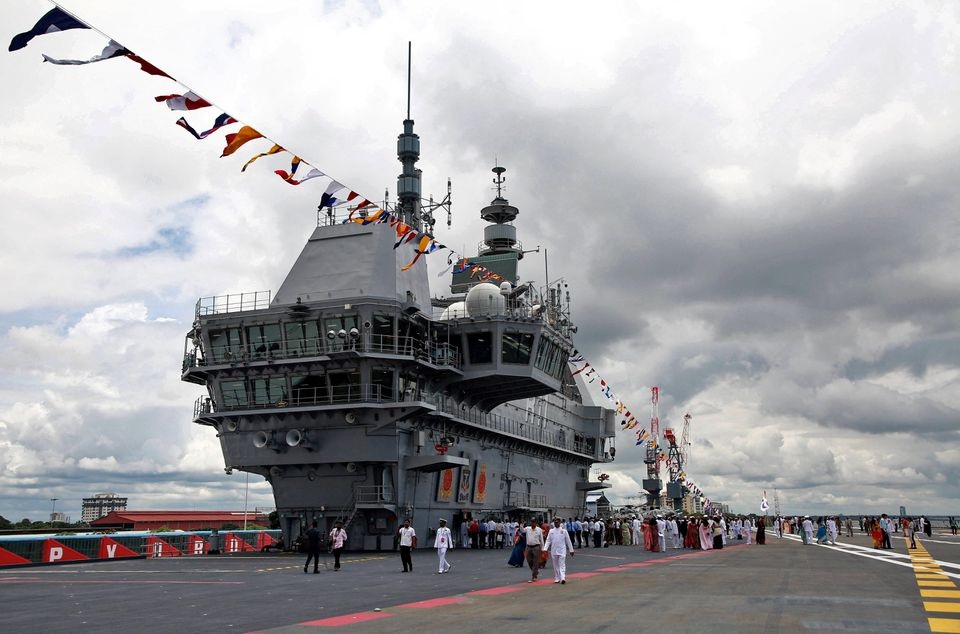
[0,530,281,567]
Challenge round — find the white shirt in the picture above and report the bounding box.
[434,526,451,548]
[656,519,666,536]
[399,526,416,547]
[524,525,544,546]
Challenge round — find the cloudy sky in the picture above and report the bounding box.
[1,0,957,521]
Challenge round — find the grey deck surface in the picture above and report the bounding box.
[1,531,957,633]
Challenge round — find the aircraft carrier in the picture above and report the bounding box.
[179,85,616,549]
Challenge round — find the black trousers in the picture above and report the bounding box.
[400,546,413,571]
[333,547,343,569]
[304,549,320,571]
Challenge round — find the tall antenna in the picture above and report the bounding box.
[396,41,421,227]
[406,41,412,120]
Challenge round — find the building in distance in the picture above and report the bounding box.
[81,493,128,523]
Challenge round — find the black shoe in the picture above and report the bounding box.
[304,567,308,574]
[313,570,319,574]
[561,580,566,584]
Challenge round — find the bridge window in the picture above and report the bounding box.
[328,369,361,402]
[466,332,493,364]
[290,373,327,406]
[246,323,282,359]
[221,380,247,408]
[252,377,287,405]
[372,313,395,352]
[285,321,320,356]
[324,315,358,337]
[502,332,534,364]
[399,371,421,400]
[372,368,395,401]
[209,328,243,362]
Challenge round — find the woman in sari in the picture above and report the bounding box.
[756,516,766,544]
[700,518,712,550]
[508,528,526,566]
[870,518,883,549]
[648,517,660,552]
[816,518,828,544]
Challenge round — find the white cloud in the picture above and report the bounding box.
[0,0,958,520]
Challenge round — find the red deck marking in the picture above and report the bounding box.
[623,563,653,568]
[397,597,466,608]
[301,611,395,627]
[566,572,603,578]
[596,566,626,572]
[468,586,524,596]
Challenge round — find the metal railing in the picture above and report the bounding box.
[425,394,597,458]
[506,492,547,508]
[194,384,406,417]
[195,291,271,318]
[185,334,461,370]
[354,485,396,505]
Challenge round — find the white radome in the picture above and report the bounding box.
[465,282,506,316]
[440,301,469,320]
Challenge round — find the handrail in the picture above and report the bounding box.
[354,485,396,505]
[193,384,406,417]
[195,291,271,318]
[184,333,461,370]
[424,394,597,458]
[506,492,547,508]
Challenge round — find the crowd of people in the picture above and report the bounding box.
[305,511,954,576]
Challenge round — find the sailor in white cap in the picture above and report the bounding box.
[656,515,666,553]
[802,516,814,545]
[434,518,452,573]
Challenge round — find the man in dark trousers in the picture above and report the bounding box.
[304,521,322,574]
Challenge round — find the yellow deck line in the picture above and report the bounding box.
[907,538,960,630]
[929,617,960,633]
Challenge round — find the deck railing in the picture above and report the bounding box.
[195,291,271,318]
[185,334,460,370]
[424,394,596,458]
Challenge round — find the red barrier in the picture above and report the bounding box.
[0,545,30,566]
[98,536,140,560]
[43,539,88,564]
[222,533,255,553]
[187,534,208,556]
[146,536,181,558]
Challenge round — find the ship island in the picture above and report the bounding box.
[179,89,618,550]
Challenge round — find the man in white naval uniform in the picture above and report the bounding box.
[670,517,681,548]
[802,516,814,545]
[656,515,666,553]
[719,516,728,546]
[434,518,452,573]
[544,518,575,584]
[632,516,642,546]
[742,517,752,544]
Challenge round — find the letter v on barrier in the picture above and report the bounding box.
[98,536,139,560]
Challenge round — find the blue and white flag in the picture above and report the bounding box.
[9,7,89,52]
[42,40,127,65]
[760,492,769,513]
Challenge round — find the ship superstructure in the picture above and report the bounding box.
[180,98,615,549]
